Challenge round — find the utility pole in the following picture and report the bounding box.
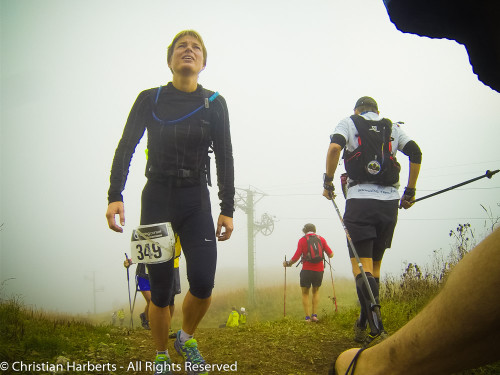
[93,271,97,314]
[85,272,104,314]
[235,186,275,306]
[246,189,255,306]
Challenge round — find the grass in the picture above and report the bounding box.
[193,277,357,329]
[1,222,500,374]
[0,292,355,375]
[0,296,131,368]
[2,275,500,374]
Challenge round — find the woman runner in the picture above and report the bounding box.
[105,30,234,375]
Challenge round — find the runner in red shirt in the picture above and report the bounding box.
[283,223,333,322]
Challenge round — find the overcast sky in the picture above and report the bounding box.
[1,0,499,314]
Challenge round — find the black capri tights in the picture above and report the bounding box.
[141,180,217,308]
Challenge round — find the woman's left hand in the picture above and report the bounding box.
[216,215,233,241]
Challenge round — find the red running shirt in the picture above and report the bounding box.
[290,233,333,272]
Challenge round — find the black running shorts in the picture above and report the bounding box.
[343,198,399,260]
[300,270,324,288]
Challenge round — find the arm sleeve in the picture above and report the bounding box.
[330,133,347,148]
[330,117,351,148]
[107,91,149,204]
[211,95,235,217]
[401,140,422,164]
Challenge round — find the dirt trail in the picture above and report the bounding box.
[107,322,352,375]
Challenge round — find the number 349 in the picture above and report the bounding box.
[136,243,162,260]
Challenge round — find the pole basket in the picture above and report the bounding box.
[329,296,338,312]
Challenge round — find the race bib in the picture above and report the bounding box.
[130,222,175,264]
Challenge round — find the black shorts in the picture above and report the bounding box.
[343,198,399,260]
[135,264,180,296]
[172,267,181,295]
[344,199,399,260]
[165,268,182,306]
[300,270,324,288]
[348,239,387,262]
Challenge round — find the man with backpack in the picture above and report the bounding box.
[283,223,334,322]
[322,96,422,343]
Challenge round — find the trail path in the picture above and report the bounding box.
[105,322,353,375]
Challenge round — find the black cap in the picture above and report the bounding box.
[354,96,378,110]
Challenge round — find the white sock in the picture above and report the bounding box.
[179,329,193,344]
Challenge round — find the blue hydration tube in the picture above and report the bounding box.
[152,86,219,125]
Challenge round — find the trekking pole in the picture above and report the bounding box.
[328,193,380,319]
[411,169,499,204]
[131,284,138,325]
[125,253,134,329]
[284,255,287,317]
[326,257,338,312]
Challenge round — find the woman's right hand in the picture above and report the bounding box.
[106,201,125,233]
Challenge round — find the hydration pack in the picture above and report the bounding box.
[149,86,219,186]
[343,115,401,186]
[304,234,325,264]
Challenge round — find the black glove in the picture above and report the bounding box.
[400,187,416,209]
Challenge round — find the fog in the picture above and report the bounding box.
[1,0,499,314]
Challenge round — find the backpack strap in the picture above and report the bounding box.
[312,234,327,264]
[151,85,219,125]
[201,88,217,187]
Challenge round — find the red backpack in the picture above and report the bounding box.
[303,234,325,264]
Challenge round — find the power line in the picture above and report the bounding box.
[276,217,494,221]
[265,186,499,197]
[259,164,500,191]
[422,160,500,171]
[399,218,496,221]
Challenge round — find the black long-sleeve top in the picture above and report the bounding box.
[108,82,235,217]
